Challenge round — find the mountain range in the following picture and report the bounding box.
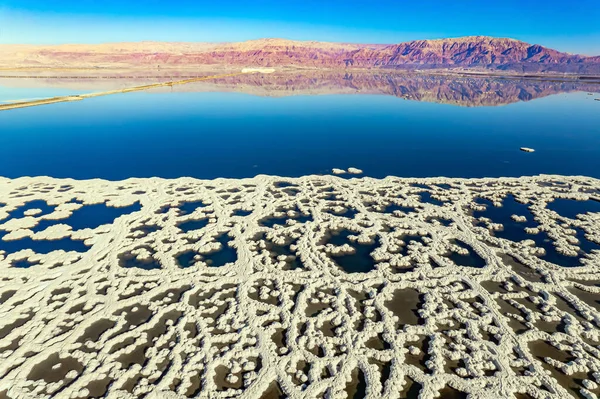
[1,36,600,75]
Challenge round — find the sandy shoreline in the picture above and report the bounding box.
[1,174,600,398]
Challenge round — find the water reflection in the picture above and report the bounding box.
[2,71,599,107]
[1,72,599,180]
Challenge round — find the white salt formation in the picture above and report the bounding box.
[347,167,363,175]
[0,174,600,398]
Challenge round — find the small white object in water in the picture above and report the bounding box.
[511,214,527,222]
[332,168,346,175]
[347,167,363,174]
[520,147,535,153]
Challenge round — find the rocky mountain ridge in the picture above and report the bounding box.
[1,36,599,75]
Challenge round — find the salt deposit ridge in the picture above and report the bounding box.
[1,174,600,398]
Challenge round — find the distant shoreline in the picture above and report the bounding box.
[0,66,599,83]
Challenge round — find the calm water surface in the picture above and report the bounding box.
[0,85,82,103]
[0,77,599,180]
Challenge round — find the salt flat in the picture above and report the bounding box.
[1,174,600,398]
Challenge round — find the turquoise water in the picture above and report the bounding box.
[0,84,82,103]
[0,84,599,180]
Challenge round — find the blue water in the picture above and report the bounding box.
[474,195,600,267]
[0,200,141,260]
[0,200,55,221]
[548,198,600,219]
[31,201,141,232]
[0,84,82,103]
[0,230,89,255]
[0,88,599,179]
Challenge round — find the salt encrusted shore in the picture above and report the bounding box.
[1,174,600,398]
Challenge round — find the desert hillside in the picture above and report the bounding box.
[1,36,599,75]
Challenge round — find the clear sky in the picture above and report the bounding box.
[1,0,599,55]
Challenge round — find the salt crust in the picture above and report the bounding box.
[332,168,362,175]
[0,174,599,398]
[347,168,363,175]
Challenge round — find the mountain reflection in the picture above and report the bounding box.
[177,72,600,107]
[3,71,600,107]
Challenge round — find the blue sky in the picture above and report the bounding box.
[1,0,599,54]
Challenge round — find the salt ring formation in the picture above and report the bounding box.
[1,175,600,399]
